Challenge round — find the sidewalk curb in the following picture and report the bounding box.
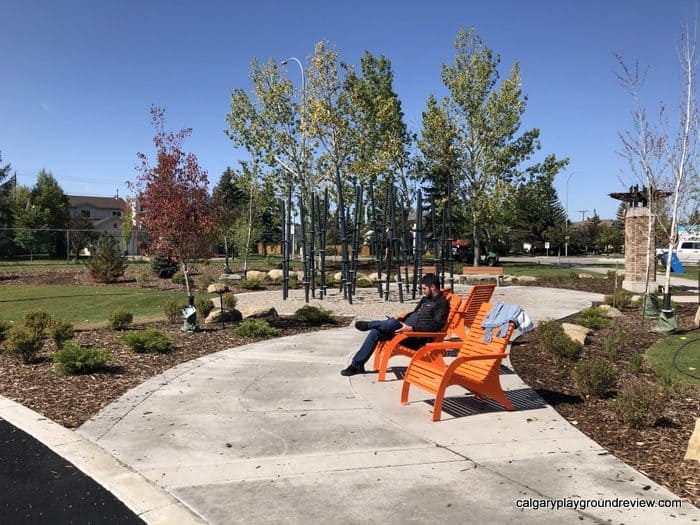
[0,395,206,525]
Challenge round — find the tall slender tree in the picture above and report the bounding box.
[419,28,567,264]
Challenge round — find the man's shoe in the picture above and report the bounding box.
[355,320,370,331]
[340,364,365,376]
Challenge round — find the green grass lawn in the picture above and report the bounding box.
[646,333,700,387]
[0,285,188,327]
[501,262,605,279]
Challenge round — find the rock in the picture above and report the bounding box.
[204,308,242,324]
[245,270,266,281]
[561,323,592,345]
[242,306,279,319]
[598,304,623,318]
[333,271,343,282]
[219,273,242,281]
[578,273,594,279]
[368,272,387,283]
[268,269,284,282]
[694,305,700,329]
[685,418,700,462]
[207,283,230,294]
[296,270,306,281]
[515,275,537,283]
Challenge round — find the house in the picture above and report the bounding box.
[67,195,137,255]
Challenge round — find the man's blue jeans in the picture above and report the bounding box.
[351,318,403,367]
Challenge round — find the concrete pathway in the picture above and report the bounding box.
[76,287,700,524]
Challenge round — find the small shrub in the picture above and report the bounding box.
[538,321,583,361]
[21,308,52,336]
[572,358,618,398]
[233,319,282,339]
[53,341,111,375]
[195,296,215,317]
[627,353,644,374]
[355,277,372,288]
[0,320,13,344]
[171,271,186,286]
[656,370,682,392]
[568,271,580,280]
[240,277,264,290]
[163,298,186,324]
[197,273,215,290]
[603,336,618,361]
[612,380,664,428]
[46,318,74,349]
[151,256,179,279]
[121,329,173,353]
[576,307,612,330]
[85,234,126,283]
[135,268,151,288]
[107,307,133,331]
[3,325,44,363]
[295,305,334,325]
[604,289,633,309]
[221,293,238,310]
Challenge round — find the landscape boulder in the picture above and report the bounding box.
[219,273,242,281]
[268,269,284,282]
[685,418,700,462]
[515,275,537,283]
[242,306,279,319]
[204,308,242,324]
[244,270,266,281]
[561,323,592,345]
[597,304,623,318]
[207,283,230,294]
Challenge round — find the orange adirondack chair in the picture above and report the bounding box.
[400,301,516,422]
[373,284,495,382]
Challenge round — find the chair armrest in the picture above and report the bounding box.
[412,341,462,362]
[453,353,508,363]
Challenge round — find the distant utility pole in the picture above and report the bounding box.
[577,209,589,222]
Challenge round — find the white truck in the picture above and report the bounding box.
[656,226,700,265]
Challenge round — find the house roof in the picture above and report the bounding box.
[68,195,127,210]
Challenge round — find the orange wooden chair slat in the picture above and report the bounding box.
[373,284,496,382]
[400,302,516,422]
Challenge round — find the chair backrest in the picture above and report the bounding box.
[442,293,464,331]
[456,302,515,379]
[448,283,496,339]
[462,284,496,329]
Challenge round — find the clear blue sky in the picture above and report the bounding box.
[1,0,696,220]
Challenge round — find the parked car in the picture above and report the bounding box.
[450,240,500,266]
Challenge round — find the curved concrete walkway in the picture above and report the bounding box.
[76,287,700,524]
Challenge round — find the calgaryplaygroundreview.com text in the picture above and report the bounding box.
[516,497,683,512]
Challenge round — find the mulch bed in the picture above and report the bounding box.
[511,302,700,507]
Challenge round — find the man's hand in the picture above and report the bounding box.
[394,322,413,334]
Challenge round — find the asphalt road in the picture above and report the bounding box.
[0,418,143,525]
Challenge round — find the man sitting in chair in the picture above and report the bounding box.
[341,273,449,376]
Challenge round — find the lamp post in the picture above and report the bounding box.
[565,171,577,257]
[281,57,306,263]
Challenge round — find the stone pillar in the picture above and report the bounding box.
[623,207,657,293]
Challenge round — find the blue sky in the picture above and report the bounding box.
[1,0,697,220]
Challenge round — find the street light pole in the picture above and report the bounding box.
[281,57,306,264]
[565,171,577,257]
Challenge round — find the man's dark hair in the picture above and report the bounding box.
[421,273,439,288]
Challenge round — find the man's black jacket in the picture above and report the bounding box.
[405,292,449,332]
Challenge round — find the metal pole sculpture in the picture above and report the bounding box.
[388,185,404,303]
[382,186,392,301]
[446,174,455,293]
[281,197,288,300]
[369,182,383,298]
[412,190,423,299]
[399,195,410,295]
[309,193,316,299]
[298,194,309,303]
[319,189,328,299]
[350,181,363,301]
